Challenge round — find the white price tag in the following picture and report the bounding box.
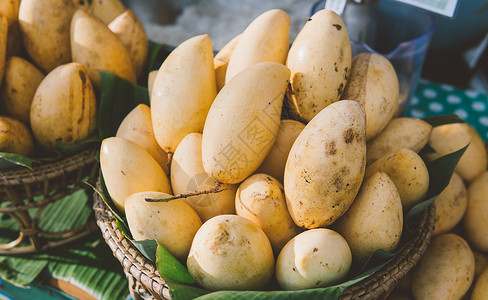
[394,0,459,17]
[324,0,348,15]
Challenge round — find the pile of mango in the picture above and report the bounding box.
[0,0,146,155]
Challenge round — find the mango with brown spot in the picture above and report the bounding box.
[411,233,474,300]
[286,9,351,123]
[30,62,96,151]
[236,173,301,253]
[0,116,34,156]
[284,100,366,229]
[187,215,274,290]
[432,172,467,236]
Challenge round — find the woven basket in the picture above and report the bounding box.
[0,149,100,254]
[93,185,435,300]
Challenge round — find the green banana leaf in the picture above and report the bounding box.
[98,71,150,139]
[0,188,129,299]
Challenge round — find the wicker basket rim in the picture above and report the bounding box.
[93,186,435,300]
[0,148,98,186]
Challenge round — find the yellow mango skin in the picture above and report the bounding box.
[151,34,216,153]
[432,172,467,236]
[1,56,45,124]
[341,53,399,140]
[30,62,96,151]
[365,149,429,210]
[472,267,488,300]
[19,0,75,73]
[286,10,351,123]
[70,9,136,88]
[88,0,125,24]
[100,137,172,213]
[334,171,403,264]
[0,0,22,57]
[411,233,475,300]
[474,250,488,280]
[116,104,169,174]
[0,15,7,85]
[276,228,352,290]
[214,33,241,92]
[125,191,202,261]
[225,9,289,83]
[464,171,488,252]
[0,116,34,156]
[171,133,237,222]
[202,62,290,184]
[147,70,157,96]
[366,117,432,165]
[108,9,148,78]
[427,123,487,183]
[187,215,274,291]
[284,100,366,229]
[236,174,301,253]
[256,119,305,183]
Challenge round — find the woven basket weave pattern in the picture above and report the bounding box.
[0,149,99,254]
[93,187,435,300]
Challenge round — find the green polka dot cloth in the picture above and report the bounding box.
[405,79,488,142]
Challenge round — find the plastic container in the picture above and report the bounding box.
[311,0,435,114]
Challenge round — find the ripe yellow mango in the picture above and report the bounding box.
[116,104,169,174]
[151,34,216,153]
[100,137,172,213]
[286,10,351,122]
[70,9,136,88]
[202,62,290,184]
[108,9,148,78]
[284,100,366,229]
[1,56,44,124]
[214,33,240,92]
[225,9,289,83]
[30,62,96,151]
[19,0,75,73]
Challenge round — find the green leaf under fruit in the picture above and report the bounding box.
[156,244,195,285]
[53,134,101,157]
[424,143,469,198]
[86,173,132,239]
[422,114,465,127]
[132,240,158,263]
[0,152,34,170]
[98,71,150,139]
